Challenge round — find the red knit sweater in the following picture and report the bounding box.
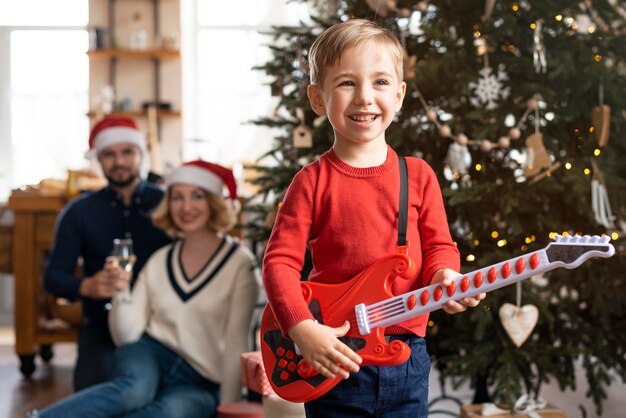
[262,146,460,337]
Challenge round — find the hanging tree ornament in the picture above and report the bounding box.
[591,160,616,229]
[469,64,511,110]
[591,82,611,147]
[445,140,472,177]
[499,282,539,347]
[522,95,561,183]
[292,108,313,149]
[533,20,547,74]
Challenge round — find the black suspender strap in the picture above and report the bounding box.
[397,156,409,249]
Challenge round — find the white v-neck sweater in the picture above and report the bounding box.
[109,236,260,405]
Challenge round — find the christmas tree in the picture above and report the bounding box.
[247,0,626,414]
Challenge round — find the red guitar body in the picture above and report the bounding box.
[260,253,417,403]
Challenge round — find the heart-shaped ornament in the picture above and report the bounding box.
[499,303,539,347]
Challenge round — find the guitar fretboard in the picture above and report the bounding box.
[355,235,614,335]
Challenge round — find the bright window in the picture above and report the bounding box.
[182,0,310,171]
[0,0,89,201]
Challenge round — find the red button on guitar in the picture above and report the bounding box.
[278,359,287,369]
[501,262,511,278]
[407,294,417,310]
[460,276,470,292]
[286,350,295,360]
[280,370,290,381]
[473,272,483,288]
[530,253,540,269]
[297,359,319,379]
[446,281,456,297]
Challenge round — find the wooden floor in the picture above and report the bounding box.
[0,342,75,418]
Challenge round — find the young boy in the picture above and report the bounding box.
[262,19,484,417]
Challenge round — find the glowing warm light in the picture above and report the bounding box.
[594,149,601,156]
[566,17,574,24]
[474,31,482,38]
[497,239,507,247]
[530,23,536,29]
[594,55,602,62]
[512,3,519,11]
[475,164,482,171]
[584,168,591,175]
[565,162,572,170]
[562,231,570,236]
[428,320,434,327]
[549,232,558,239]
[589,126,595,133]
[466,254,475,262]
[521,245,528,251]
[555,15,563,21]
[491,231,499,239]
[525,237,532,244]
[588,26,596,34]
[611,232,619,240]
[474,239,480,246]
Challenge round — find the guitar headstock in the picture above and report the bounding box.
[545,234,615,268]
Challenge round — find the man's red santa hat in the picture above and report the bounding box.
[88,116,146,157]
[167,160,237,200]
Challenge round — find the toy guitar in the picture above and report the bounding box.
[260,235,615,402]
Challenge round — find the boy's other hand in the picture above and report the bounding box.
[431,268,486,314]
[287,319,362,380]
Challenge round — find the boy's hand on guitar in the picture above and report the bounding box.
[431,268,486,314]
[288,319,362,380]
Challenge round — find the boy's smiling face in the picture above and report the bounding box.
[308,40,406,149]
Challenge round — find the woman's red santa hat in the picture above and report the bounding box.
[88,116,146,157]
[167,160,237,200]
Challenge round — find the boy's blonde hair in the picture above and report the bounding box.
[308,18,404,86]
[152,188,237,238]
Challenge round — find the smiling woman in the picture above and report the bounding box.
[0,0,89,201]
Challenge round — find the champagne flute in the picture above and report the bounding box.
[111,238,134,273]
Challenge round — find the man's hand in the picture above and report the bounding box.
[431,268,486,314]
[287,319,362,380]
[79,269,114,299]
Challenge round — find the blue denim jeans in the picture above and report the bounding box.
[74,320,117,391]
[37,334,220,418]
[304,335,431,418]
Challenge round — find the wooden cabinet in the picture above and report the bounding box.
[8,190,80,377]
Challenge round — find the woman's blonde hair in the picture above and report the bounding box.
[152,188,237,238]
[308,18,404,86]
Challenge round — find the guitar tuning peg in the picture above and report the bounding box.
[554,234,563,242]
[582,235,591,243]
[590,236,600,243]
[571,235,580,243]
[600,236,610,244]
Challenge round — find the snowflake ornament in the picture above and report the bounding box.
[469,64,510,110]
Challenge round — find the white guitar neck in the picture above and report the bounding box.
[355,235,615,335]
